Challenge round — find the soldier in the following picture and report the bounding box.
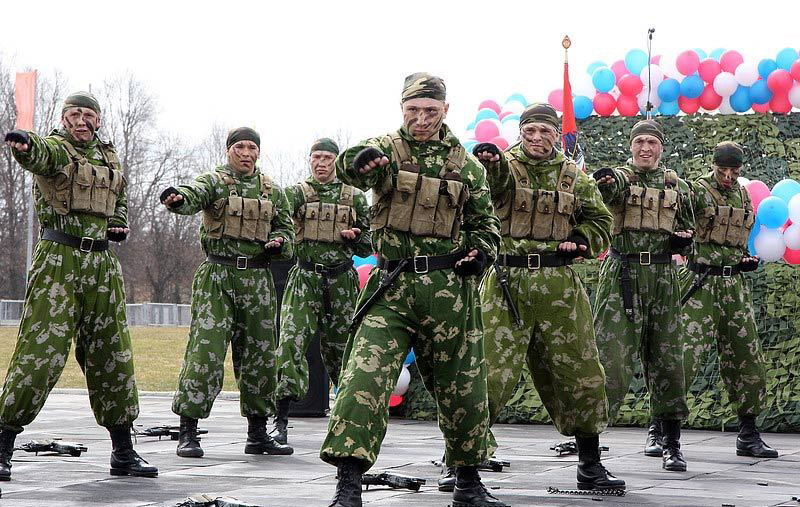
[472,103,625,492]
[272,138,372,444]
[680,141,777,458]
[592,119,694,472]
[160,127,294,458]
[1,91,157,480]
[319,73,508,507]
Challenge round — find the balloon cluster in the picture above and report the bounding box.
[353,254,378,289]
[549,47,800,117]
[744,178,800,264]
[462,94,527,154]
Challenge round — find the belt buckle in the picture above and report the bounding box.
[314,263,327,275]
[722,265,733,278]
[413,255,429,274]
[79,237,94,252]
[236,256,248,270]
[639,251,651,266]
[527,253,541,270]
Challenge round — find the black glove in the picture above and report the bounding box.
[738,257,760,272]
[107,228,128,242]
[264,240,283,256]
[591,167,615,182]
[160,186,183,208]
[558,233,590,259]
[353,147,386,172]
[472,142,501,159]
[5,129,30,146]
[453,249,487,277]
[669,233,693,251]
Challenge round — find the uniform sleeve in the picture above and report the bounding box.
[572,171,613,258]
[351,190,373,257]
[168,171,220,215]
[11,132,70,176]
[676,178,696,232]
[483,155,513,200]
[269,185,295,260]
[460,156,501,263]
[109,182,129,228]
[335,136,394,191]
[283,184,304,216]
[596,167,630,205]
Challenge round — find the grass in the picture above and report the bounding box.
[0,326,237,392]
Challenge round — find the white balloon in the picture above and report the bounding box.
[501,120,520,144]
[502,100,525,115]
[789,194,800,223]
[713,72,738,97]
[734,61,759,87]
[640,64,664,87]
[465,129,475,139]
[637,89,661,112]
[784,223,800,250]
[718,97,735,114]
[737,176,750,186]
[789,83,800,109]
[393,366,411,396]
[660,52,682,79]
[573,73,596,98]
[754,228,786,261]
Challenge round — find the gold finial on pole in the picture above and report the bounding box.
[562,36,571,63]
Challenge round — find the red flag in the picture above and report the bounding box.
[562,62,577,141]
[15,71,37,130]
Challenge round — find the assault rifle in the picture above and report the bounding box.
[478,457,511,472]
[134,425,208,441]
[15,439,87,457]
[550,441,609,456]
[362,472,426,491]
[175,494,262,507]
[349,258,409,331]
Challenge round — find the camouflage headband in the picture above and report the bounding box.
[310,138,339,155]
[519,103,560,131]
[630,119,665,144]
[226,127,260,149]
[401,72,446,102]
[713,141,744,167]
[62,91,101,115]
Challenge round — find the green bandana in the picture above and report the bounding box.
[519,103,560,131]
[310,137,339,155]
[226,127,260,149]
[62,91,101,115]
[630,119,665,144]
[401,72,446,102]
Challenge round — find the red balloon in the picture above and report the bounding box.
[698,58,722,83]
[548,89,564,111]
[784,248,800,265]
[719,50,744,73]
[489,136,509,151]
[616,94,639,116]
[770,93,792,114]
[498,111,512,121]
[767,69,793,93]
[611,61,628,82]
[389,394,404,407]
[752,101,770,113]
[745,180,771,212]
[650,55,661,65]
[356,264,373,290]
[676,50,700,75]
[474,120,500,142]
[699,84,723,110]
[618,74,643,96]
[593,93,617,116]
[679,95,701,114]
[478,99,501,114]
[791,60,800,82]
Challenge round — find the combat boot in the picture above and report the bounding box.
[736,414,778,458]
[108,425,158,477]
[576,435,625,490]
[176,416,204,458]
[328,457,363,507]
[0,429,18,481]
[270,397,291,445]
[452,465,510,507]
[644,417,663,457]
[661,419,687,472]
[244,416,293,455]
[438,464,456,492]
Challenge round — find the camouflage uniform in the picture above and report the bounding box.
[275,177,372,400]
[319,125,501,470]
[169,166,294,420]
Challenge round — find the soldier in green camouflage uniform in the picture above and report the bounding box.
[0,92,157,480]
[472,103,624,492]
[593,120,694,472]
[161,127,294,458]
[680,141,777,458]
[319,73,508,507]
[272,138,372,444]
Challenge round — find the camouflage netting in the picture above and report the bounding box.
[401,113,800,433]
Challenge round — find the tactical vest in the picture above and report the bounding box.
[35,134,125,217]
[496,156,578,240]
[369,131,468,240]
[610,169,680,235]
[294,181,357,243]
[696,179,754,248]
[203,170,274,242]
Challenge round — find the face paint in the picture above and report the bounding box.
[402,97,448,142]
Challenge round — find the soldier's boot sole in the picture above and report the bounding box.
[176,446,204,458]
[244,444,294,455]
[662,460,687,472]
[438,479,455,492]
[643,446,663,457]
[736,448,779,458]
[109,467,158,478]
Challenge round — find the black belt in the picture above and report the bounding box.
[608,248,672,322]
[378,251,466,274]
[41,228,109,252]
[500,252,573,269]
[298,259,355,316]
[687,261,741,277]
[206,254,270,269]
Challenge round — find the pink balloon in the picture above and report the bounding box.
[474,120,500,142]
[792,60,800,82]
[767,69,793,93]
[698,58,722,83]
[745,180,771,212]
[784,247,800,265]
[593,93,617,117]
[610,60,628,82]
[489,136,509,151]
[618,74,643,96]
[616,94,639,116]
[650,55,661,65]
[548,89,564,112]
[676,50,700,75]
[478,99,502,114]
[356,264,373,290]
[720,50,744,73]
[699,84,723,110]
[498,111,513,121]
[770,93,792,114]
[679,95,701,114]
[752,101,770,113]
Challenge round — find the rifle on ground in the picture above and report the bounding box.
[15,439,87,457]
[478,457,511,472]
[362,472,426,491]
[134,425,208,441]
[550,440,609,456]
[349,258,410,332]
[175,494,262,507]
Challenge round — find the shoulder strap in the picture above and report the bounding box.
[441,145,467,176]
[740,185,751,211]
[259,172,273,199]
[299,181,318,203]
[506,153,530,188]
[557,160,579,193]
[664,169,678,189]
[339,184,354,207]
[216,170,238,196]
[55,135,84,162]
[697,178,725,206]
[388,130,412,165]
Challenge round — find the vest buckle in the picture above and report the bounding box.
[314,263,328,276]
[236,256,248,270]
[413,256,429,274]
[722,265,733,277]
[527,254,541,270]
[79,237,94,252]
[639,251,651,265]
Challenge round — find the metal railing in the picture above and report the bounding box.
[0,300,190,327]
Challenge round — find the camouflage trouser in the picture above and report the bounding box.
[0,241,139,433]
[593,258,688,420]
[679,267,765,416]
[172,261,277,419]
[319,269,489,470]
[275,265,357,400]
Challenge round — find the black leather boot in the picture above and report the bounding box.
[644,416,663,457]
[271,398,291,445]
[108,425,158,477]
[576,435,625,490]
[736,414,778,458]
[176,416,204,458]
[328,458,363,507]
[661,419,687,472]
[438,464,456,492]
[452,465,510,507]
[0,429,18,481]
[244,416,293,455]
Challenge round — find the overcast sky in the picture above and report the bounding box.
[2,0,798,160]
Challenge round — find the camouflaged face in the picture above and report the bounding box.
[401,72,446,102]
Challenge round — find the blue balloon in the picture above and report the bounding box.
[709,48,726,62]
[758,58,778,80]
[680,75,705,99]
[659,100,679,116]
[694,48,708,60]
[771,178,800,203]
[730,85,752,112]
[466,120,477,130]
[403,348,416,365]
[658,78,681,102]
[587,60,606,76]
[625,49,649,76]
[475,108,499,122]
[757,196,789,228]
[748,218,760,255]
[501,114,520,123]
[353,254,377,267]
[776,48,799,71]
[505,93,527,107]
[463,140,478,153]
[749,80,772,104]
[573,95,593,120]
[592,67,615,93]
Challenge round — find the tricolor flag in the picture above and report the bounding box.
[561,47,585,170]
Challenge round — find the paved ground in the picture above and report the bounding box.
[1,391,799,507]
